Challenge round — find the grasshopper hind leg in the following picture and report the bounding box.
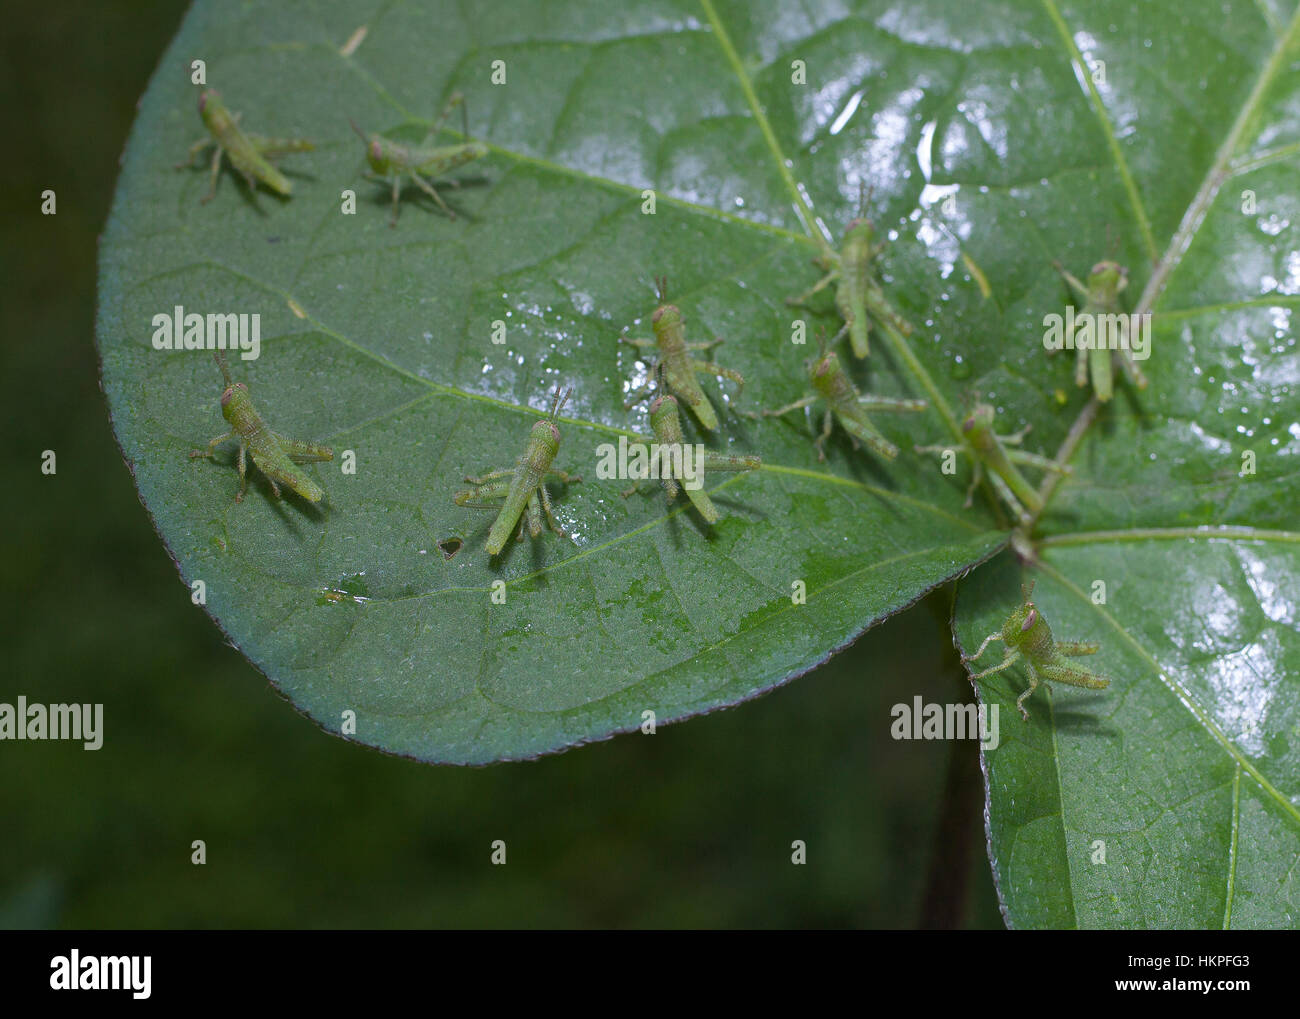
[410,171,454,218]
[1039,661,1109,690]
[538,483,575,544]
[692,360,745,399]
[275,434,334,464]
[523,493,544,539]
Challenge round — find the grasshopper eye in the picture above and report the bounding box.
[1021,608,1037,631]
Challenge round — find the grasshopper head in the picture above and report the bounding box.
[197,89,232,132]
[648,392,678,415]
[1087,260,1128,301]
[530,416,561,456]
[349,118,390,173]
[651,301,683,334]
[219,381,249,423]
[962,403,995,436]
[807,326,838,379]
[810,348,841,386]
[1002,580,1045,649]
[844,216,875,241]
[1001,599,1042,650]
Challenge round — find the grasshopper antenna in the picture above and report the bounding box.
[856,180,875,219]
[348,118,370,143]
[213,350,234,389]
[654,275,668,303]
[549,384,573,421]
[815,325,829,358]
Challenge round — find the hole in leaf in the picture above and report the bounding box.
[438,537,463,560]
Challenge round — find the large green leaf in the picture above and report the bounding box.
[97,0,1009,765]
[96,0,1300,930]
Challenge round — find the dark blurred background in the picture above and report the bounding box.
[0,0,1001,929]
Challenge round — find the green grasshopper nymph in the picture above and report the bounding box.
[350,91,488,226]
[454,386,582,555]
[622,393,761,524]
[1053,259,1149,402]
[189,351,334,503]
[759,334,927,461]
[176,89,314,203]
[787,184,912,359]
[916,403,1070,524]
[963,582,1110,720]
[621,276,744,432]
